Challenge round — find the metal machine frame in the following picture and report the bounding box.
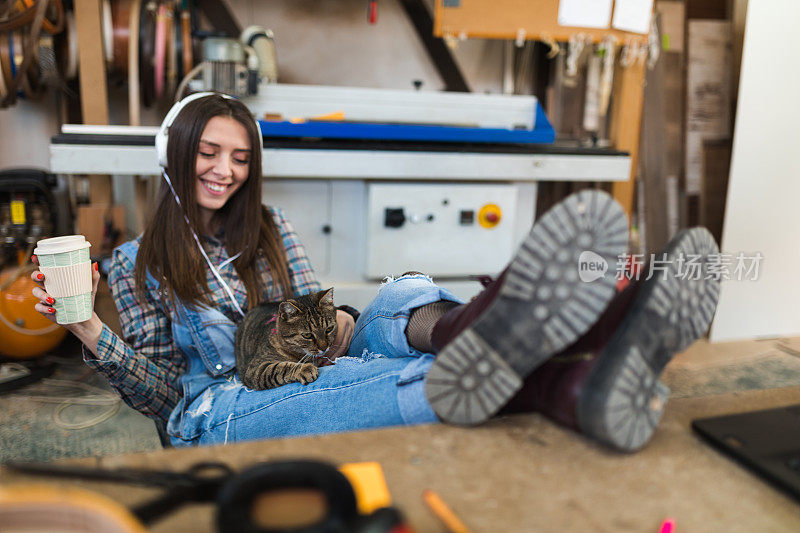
[50,123,629,308]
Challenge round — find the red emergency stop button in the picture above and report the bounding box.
[478,204,502,228]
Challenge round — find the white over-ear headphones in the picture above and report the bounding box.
[153,91,262,318]
[155,91,264,168]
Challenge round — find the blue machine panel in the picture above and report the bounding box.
[258,103,555,145]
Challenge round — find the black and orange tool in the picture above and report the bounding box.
[5,459,413,532]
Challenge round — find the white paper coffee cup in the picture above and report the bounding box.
[34,235,93,324]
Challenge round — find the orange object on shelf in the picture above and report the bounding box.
[0,266,66,359]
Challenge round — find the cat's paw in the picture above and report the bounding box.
[241,377,260,390]
[297,363,319,385]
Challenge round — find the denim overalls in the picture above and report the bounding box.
[116,242,462,446]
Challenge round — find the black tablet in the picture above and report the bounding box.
[692,404,800,503]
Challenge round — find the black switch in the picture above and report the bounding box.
[384,207,406,228]
[459,209,474,225]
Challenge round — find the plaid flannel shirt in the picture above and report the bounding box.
[83,206,321,423]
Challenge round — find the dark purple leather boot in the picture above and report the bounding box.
[425,190,629,425]
[504,227,721,452]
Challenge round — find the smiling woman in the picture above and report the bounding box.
[194,116,253,231]
[138,94,292,310]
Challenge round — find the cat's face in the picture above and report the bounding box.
[276,288,337,363]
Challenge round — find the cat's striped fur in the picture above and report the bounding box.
[234,288,337,389]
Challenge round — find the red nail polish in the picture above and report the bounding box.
[46,296,55,304]
[48,307,56,314]
[31,255,36,262]
[93,262,99,272]
[37,273,44,281]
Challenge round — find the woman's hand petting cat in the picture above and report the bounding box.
[320,309,355,365]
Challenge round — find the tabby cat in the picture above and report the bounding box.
[234,288,338,390]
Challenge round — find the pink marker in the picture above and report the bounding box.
[659,518,675,533]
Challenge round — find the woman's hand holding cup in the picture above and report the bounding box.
[30,236,105,354]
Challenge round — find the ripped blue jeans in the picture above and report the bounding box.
[170,274,462,446]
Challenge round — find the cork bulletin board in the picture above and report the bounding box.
[434,0,650,44]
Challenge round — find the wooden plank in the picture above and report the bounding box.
[685,20,732,198]
[74,0,113,206]
[636,2,686,251]
[639,15,669,254]
[74,0,109,125]
[434,0,649,44]
[609,59,646,216]
[2,387,799,532]
[731,0,748,102]
[133,177,149,234]
[657,1,686,238]
[700,139,731,246]
[76,205,126,255]
[686,0,728,20]
[86,177,113,206]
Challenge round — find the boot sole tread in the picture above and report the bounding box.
[426,190,628,425]
[576,227,721,451]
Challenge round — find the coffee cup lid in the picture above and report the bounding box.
[34,235,92,256]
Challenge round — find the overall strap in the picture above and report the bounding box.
[173,302,237,377]
[115,239,237,378]
[115,240,160,290]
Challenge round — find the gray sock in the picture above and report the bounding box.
[405,301,460,353]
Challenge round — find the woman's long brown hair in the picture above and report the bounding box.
[135,94,291,310]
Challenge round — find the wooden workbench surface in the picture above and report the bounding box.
[2,386,799,532]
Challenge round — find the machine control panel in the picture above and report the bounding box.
[366,183,519,278]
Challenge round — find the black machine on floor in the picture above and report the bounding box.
[692,404,800,503]
[0,167,72,266]
[0,168,73,363]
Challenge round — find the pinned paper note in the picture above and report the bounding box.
[557,0,613,29]
[612,0,655,34]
